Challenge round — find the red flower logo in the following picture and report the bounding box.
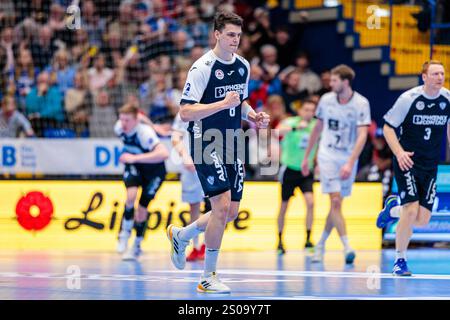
[16,191,54,231]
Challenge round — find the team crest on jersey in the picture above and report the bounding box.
[215,69,224,80]
[207,176,215,185]
[440,102,447,110]
[416,101,425,111]
[239,68,245,77]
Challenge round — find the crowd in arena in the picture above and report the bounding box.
[0,0,392,181]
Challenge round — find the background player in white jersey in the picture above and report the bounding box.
[301,65,371,264]
[172,112,206,261]
[166,11,270,294]
[376,61,450,276]
[115,104,169,260]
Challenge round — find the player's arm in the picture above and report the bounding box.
[383,124,414,171]
[180,91,240,122]
[301,119,323,176]
[241,100,270,128]
[340,125,368,179]
[120,143,169,164]
[172,129,195,172]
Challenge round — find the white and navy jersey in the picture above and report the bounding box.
[384,86,450,170]
[114,121,163,167]
[180,50,250,154]
[316,91,371,160]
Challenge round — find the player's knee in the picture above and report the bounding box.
[135,205,148,223]
[402,202,419,222]
[330,194,342,210]
[415,211,431,227]
[227,210,239,222]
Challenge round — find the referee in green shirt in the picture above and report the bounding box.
[276,99,318,254]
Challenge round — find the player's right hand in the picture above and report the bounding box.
[183,157,196,172]
[301,159,310,176]
[396,150,414,171]
[223,91,241,109]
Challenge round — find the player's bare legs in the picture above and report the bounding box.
[415,206,432,227]
[395,201,419,260]
[186,201,204,261]
[303,192,314,248]
[276,200,289,254]
[117,187,138,254]
[329,193,347,238]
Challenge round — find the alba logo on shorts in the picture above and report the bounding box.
[404,171,416,197]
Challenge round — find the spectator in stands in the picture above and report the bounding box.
[88,53,114,94]
[14,48,38,111]
[0,1,15,27]
[101,29,126,69]
[182,5,210,48]
[271,25,298,69]
[169,30,194,58]
[89,90,117,138]
[1,27,16,74]
[256,44,281,83]
[65,71,93,136]
[46,49,76,96]
[108,2,139,45]
[140,68,177,123]
[71,29,91,63]
[237,34,257,61]
[48,3,70,43]
[124,51,149,91]
[0,95,35,138]
[30,25,57,70]
[248,7,274,51]
[280,52,321,95]
[315,69,332,96]
[81,0,106,48]
[280,70,309,115]
[248,63,270,111]
[264,94,287,130]
[25,71,64,136]
[145,0,179,41]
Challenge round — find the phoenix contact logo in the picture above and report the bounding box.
[413,115,448,126]
[215,84,246,98]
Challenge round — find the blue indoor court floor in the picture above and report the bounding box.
[1,249,450,300]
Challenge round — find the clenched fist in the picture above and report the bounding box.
[223,91,241,109]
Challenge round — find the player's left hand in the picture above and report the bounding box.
[255,112,270,129]
[340,162,353,180]
[119,153,136,164]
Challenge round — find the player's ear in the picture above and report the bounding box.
[214,29,221,40]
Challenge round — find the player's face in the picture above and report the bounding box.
[423,64,445,91]
[119,113,138,133]
[299,102,315,121]
[216,24,242,54]
[330,74,345,94]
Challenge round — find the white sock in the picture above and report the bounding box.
[340,235,351,252]
[192,235,200,250]
[396,251,406,261]
[317,230,330,247]
[178,221,203,241]
[122,218,134,233]
[204,248,219,276]
[390,206,401,218]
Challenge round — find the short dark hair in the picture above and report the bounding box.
[331,64,355,85]
[213,11,243,32]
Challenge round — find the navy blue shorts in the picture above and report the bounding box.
[393,159,437,211]
[123,163,166,207]
[193,150,244,202]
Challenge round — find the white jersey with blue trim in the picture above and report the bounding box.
[316,91,371,160]
[179,49,250,152]
[384,86,450,170]
[114,121,160,155]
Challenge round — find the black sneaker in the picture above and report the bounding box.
[304,241,314,249]
[277,242,286,255]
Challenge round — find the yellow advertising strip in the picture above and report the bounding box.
[0,181,382,251]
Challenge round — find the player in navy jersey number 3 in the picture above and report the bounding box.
[166,11,270,294]
[376,60,450,276]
